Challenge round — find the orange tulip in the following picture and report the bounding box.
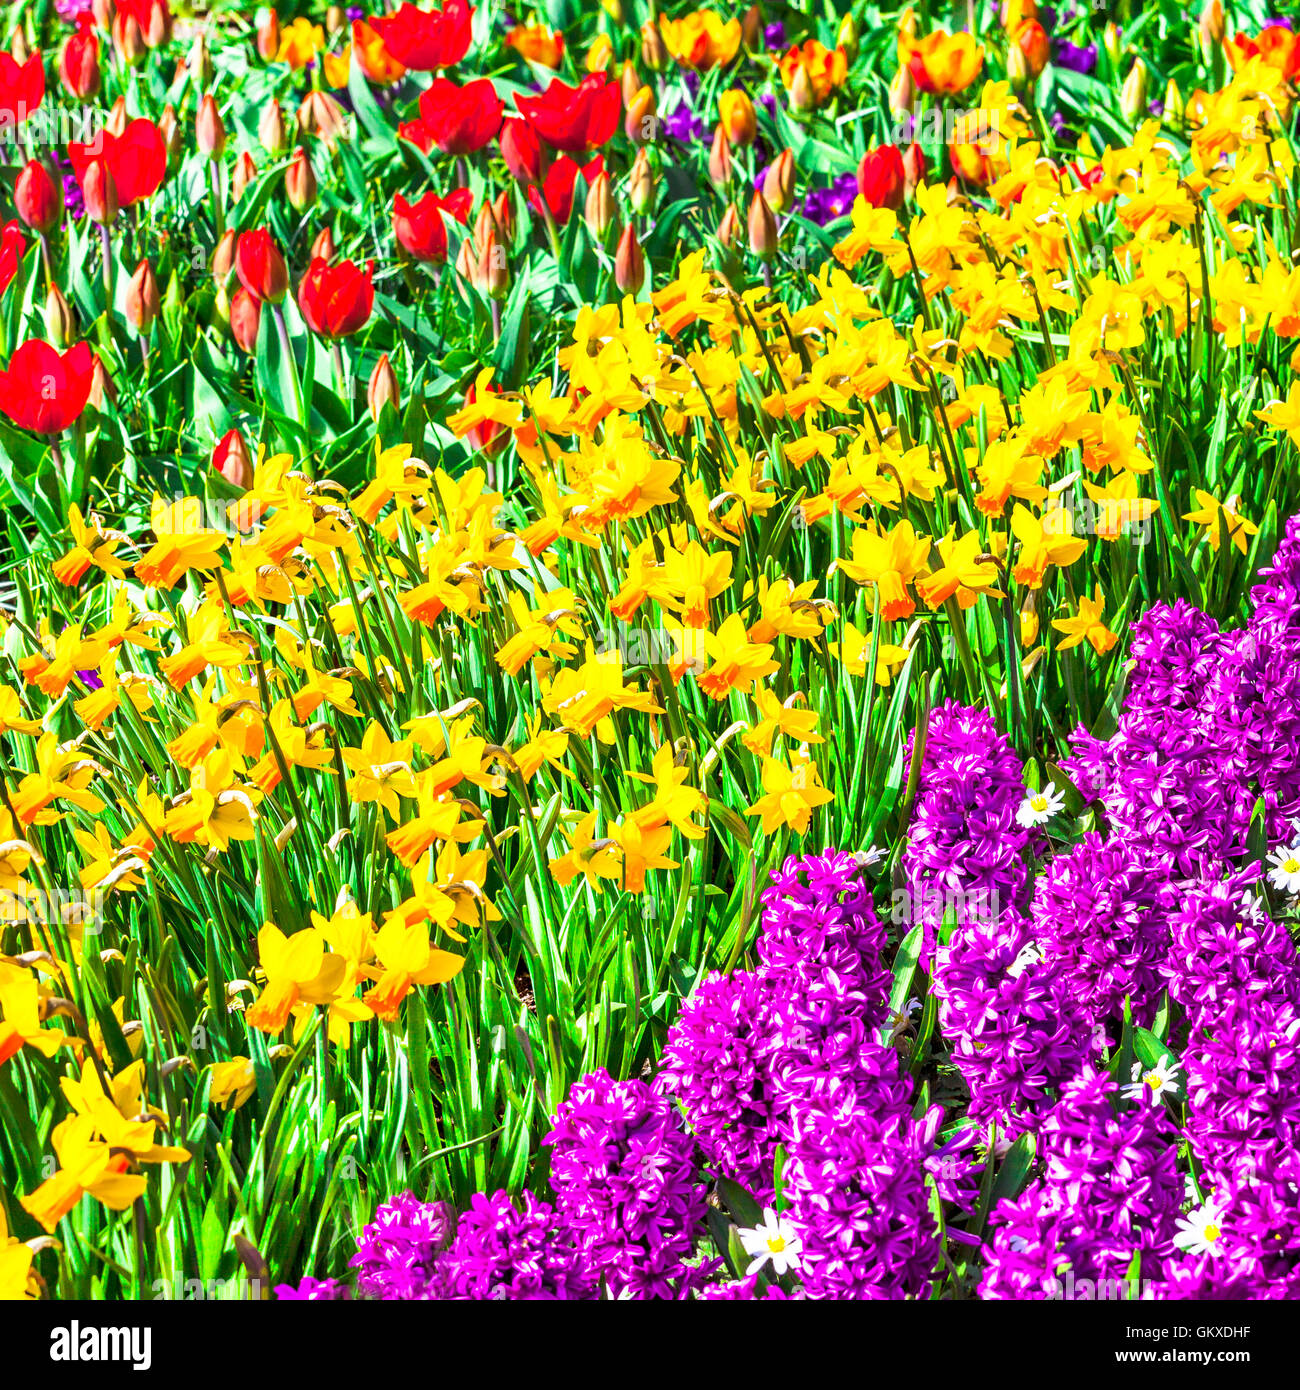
[899,30,984,96]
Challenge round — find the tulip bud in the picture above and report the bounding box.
[1007,39,1030,93]
[45,285,78,349]
[1014,19,1050,81]
[232,151,258,201]
[213,428,254,489]
[1120,59,1148,123]
[762,149,795,213]
[159,103,182,163]
[91,0,113,30]
[629,148,654,216]
[60,32,101,99]
[297,90,348,145]
[112,15,145,66]
[468,229,509,300]
[105,96,128,137]
[285,146,317,211]
[88,357,115,409]
[142,0,171,48]
[211,228,236,282]
[83,159,118,226]
[898,6,919,40]
[741,6,762,50]
[889,65,916,122]
[126,259,160,333]
[1199,0,1225,50]
[747,190,779,260]
[708,126,733,189]
[326,4,346,34]
[584,171,614,238]
[15,161,62,233]
[620,60,642,109]
[488,190,515,243]
[230,288,262,354]
[259,98,288,155]
[1103,22,1122,66]
[625,84,657,144]
[197,93,225,158]
[837,15,859,63]
[902,142,927,200]
[368,354,400,422]
[311,226,336,262]
[191,31,212,89]
[1164,78,1185,126]
[10,29,29,64]
[639,18,667,72]
[788,63,815,116]
[716,202,741,248]
[719,90,757,147]
[256,7,280,63]
[614,224,646,297]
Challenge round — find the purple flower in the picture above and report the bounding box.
[662,101,707,144]
[763,22,786,50]
[1052,39,1096,75]
[434,1190,595,1300]
[802,173,858,225]
[274,1276,349,1300]
[348,1192,455,1300]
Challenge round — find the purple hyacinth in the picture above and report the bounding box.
[980,1068,1183,1298]
[273,1276,350,1300]
[434,1190,595,1300]
[348,1192,455,1299]
[545,1070,709,1299]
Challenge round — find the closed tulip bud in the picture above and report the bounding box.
[747,189,778,260]
[741,6,762,50]
[639,18,667,72]
[60,30,101,98]
[191,31,212,89]
[88,357,115,410]
[625,84,657,144]
[197,93,225,158]
[232,151,258,200]
[1199,0,1224,50]
[762,149,795,213]
[1164,78,1185,125]
[1006,39,1030,92]
[368,354,400,422]
[836,13,859,62]
[489,191,515,242]
[211,228,236,282]
[112,15,145,66]
[259,98,287,155]
[285,146,316,211]
[1014,19,1050,81]
[213,428,253,489]
[716,202,741,248]
[888,65,915,120]
[105,96,128,137]
[10,30,29,64]
[788,63,815,116]
[159,103,182,163]
[45,285,78,349]
[719,90,757,146]
[297,90,348,146]
[143,0,170,47]
[256,7,280,63]
[583,171,614,238]
[230,288,262,354]
[15,161,62,233]
[325,4,346,34]
[614,224,645,295]
[708,126,733,189]
[478,229,510,300]
[126,258,160,332]
[902,141,927,199]
[629,148,654,216]
[620,60,642,109]
[1120,59,1147,123]
[82,159,118,226]
[1103,22,1122,66]
[91,0,113,30]
[311,226,336,262]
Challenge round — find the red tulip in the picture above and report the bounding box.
[856,145,905,210]
[14,162,62,233]
[213,428,253,489]
[393,188,474,263]
[499,117,542,184]
[528,154,603,225]
[0,52,45,130]
[234,228,288,304]
[515,73,620,152]
[0,222,24,298]
[408,77,503,155]
[60,18,100,99]
[116,0,171,48]
[0,339,95,435]
[369,0,473,71]
[68,119,166,208]
[230,288,262,354]
[297,257,375,338]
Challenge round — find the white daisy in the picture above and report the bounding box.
[1174,1201,1227,1258]
[738,1207,802,1278]
[1266,847,1300,896]
[1122,1054,1182,1105]
[1016,786,1065,828]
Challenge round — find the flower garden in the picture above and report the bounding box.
[0,0,1299,1306]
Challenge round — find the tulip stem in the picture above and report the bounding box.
[37,232,53,294]
[330,340,349,407]
[490,299,502,343]
[99,222,113,297]
[209,163,225,243]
